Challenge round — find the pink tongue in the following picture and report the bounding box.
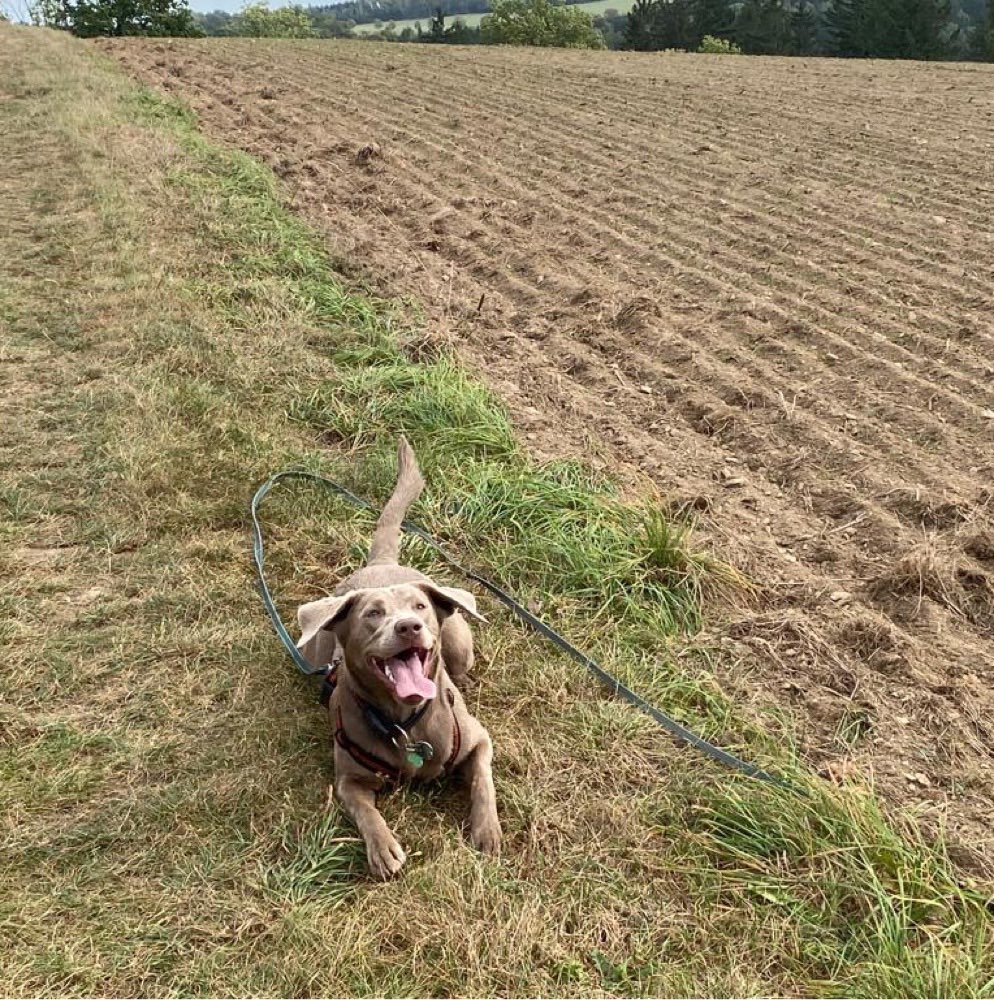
[388,650,436,703]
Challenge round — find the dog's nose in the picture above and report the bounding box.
[394,617,423,638]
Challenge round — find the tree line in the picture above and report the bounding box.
[343,0,992,57]
[314,0,490,25]
[196,0,488,34]
[620,0,989,58]
[240,0,993,59]
[23,0,994,60]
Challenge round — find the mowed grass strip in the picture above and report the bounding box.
[1,26,992,998]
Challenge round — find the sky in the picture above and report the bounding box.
[190,0,237,10]
[189,0,299,10]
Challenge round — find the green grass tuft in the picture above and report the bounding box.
[265,811,363,905]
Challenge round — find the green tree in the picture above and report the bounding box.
[30,0,200,35]
[481,0,605,47]
[418,7,480,41]
[974,0,994,56]
[626,0,694,48]
[898,0,955,56]
[655,0,693,44]
[427,4,445,37]
[694,0,733,40]
[592,7,627,45]
[623,0,656,47]
[827,0,953,57]
[624,0,726,50]
[734,0,790,52]
[826,0,876,54]
[235,0,314,36]
[790,0,820,52]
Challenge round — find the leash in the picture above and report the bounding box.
[251,469,794,790]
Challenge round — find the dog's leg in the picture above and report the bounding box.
[441,613,475,687]
[335,772,406,879]
[462,732,501,855]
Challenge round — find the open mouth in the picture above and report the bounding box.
[371,646,436,703]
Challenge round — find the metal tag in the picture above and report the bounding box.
[405,741,435,768]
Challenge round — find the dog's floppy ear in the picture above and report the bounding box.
[416,582,487,623]
[296,591,363,650]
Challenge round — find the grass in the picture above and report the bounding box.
[1,24,993,998]
[350,0,634,34]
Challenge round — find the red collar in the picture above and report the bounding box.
[333,688,462,783]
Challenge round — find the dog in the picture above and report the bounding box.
[296,438,501,878]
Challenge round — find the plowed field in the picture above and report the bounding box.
[102,39,994,867]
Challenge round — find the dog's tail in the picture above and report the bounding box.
[366,436,426,566]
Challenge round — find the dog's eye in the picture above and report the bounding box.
[415,602,427,611]
[365,608,383,619]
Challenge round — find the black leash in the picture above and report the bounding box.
[251,470,794,790]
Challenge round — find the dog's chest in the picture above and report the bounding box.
[329,690,462,785]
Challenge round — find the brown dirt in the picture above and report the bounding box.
[100,38,994,870]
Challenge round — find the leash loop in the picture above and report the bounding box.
[251,469,794,790]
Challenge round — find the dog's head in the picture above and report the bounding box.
[297,583,484,706]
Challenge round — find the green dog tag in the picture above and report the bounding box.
[404,741,434,768]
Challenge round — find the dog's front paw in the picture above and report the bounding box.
[367,832,406,879]
[470,814,502,856]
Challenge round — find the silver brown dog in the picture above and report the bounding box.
[296,438,501,878]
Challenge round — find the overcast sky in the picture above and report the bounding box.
[189,0,297,11]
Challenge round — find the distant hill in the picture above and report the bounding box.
[348,0,632,33]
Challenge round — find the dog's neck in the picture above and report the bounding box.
[346,661,450,729]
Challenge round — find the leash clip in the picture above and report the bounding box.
[391,726,435,769]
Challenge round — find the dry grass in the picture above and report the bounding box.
[868,537,994,634]
[2,26,993,998]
